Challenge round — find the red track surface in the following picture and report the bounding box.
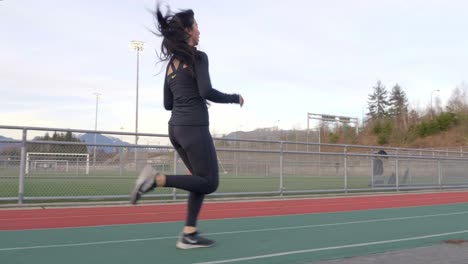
[1,191,468,230]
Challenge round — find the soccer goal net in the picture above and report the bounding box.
[26,152,90,175]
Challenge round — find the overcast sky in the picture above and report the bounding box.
[1,0,467,140]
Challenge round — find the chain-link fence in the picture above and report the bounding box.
[1,125,468,204]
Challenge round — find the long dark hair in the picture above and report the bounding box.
[153,4,196,72]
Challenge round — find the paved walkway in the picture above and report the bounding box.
[313,242,468,264]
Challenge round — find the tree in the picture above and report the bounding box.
[388,84,409,130]
[52,132,59,141]
[388,84,408,117]
[446,83,468,113]
[65,131,73,141]
[367,81,390,120]
[28,132,87,153]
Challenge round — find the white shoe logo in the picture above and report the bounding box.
[185,237,197,244]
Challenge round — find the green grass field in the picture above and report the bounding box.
[1,176,367,196]
[0,167,370,198]
[1,166,463,203]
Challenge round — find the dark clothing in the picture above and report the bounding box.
[373,150,387,176]
[166,125,219,227]
[166,125,219,194]
[164,50,240,126]
[373,158,383,176]
[163,50,237,227]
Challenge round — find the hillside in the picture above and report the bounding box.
[354,125,468,149]
[333,111,468,149]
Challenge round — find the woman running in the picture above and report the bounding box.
[130,5,244,250]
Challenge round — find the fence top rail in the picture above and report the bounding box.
[28,140,174,149]
[281,141,468,156]
[26,152,90,156]
[0,125,168,138]
[0,139,22,144]
[298,151,468,161]
[212,148,468,161]
[1,125,468,156]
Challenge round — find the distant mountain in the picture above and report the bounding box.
[0,133,150,153]
[0,135,15,141]
[224,128,283,141]
[0,135,19,152]
[78,133,131,153]
[79,133,129,146]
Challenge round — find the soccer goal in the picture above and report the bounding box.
[26,152,90,175]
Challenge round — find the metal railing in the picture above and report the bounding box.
[1,125,468,204]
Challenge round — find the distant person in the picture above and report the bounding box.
[370,150,387,186]
[373,150,387,177]
[130,4,244,249]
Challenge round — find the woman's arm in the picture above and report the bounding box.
[163,74,173,110]
[195,52,240,104]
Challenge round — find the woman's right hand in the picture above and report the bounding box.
[239,95,244,107]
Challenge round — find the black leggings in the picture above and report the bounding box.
[166,125,219,227]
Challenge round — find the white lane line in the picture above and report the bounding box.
[194,230,468,264]
[0,235,179,252]
[1,210,468,252]
[207,210,468,236]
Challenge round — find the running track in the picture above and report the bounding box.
[1,191,468,230]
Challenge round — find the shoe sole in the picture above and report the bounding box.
[130,165,157,205]
[130,187,141,205]
[176,241,215,249]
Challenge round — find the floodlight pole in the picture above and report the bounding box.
[307,114,310,152]
[430,89,440,119]
[93,93,101,168]
[130,40,144,168]
[274,120,280,140]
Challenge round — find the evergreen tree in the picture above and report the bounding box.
[367,80,390,119]
[28,132,87,153]
[388,84,409,117]
[388,84,409,130]
[65,131,73,141]
[446,84,468,113]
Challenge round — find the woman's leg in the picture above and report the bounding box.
[167,126,219,248]
[132,125,219,248]
[165,125,219,195]
[169,128,203,231]
[185,192,204,230]
[167,126,219,229]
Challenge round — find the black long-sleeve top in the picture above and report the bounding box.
[163,50,240,126]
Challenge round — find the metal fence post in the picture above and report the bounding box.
[370,154,374,189]
[18,128,27,204]
[279,142,284,196]
[344,146,348,194]
[438,158,442,188]
[395,149,399,191]
[119,146,123,177]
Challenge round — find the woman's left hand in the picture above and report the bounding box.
[239,95,244,107]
